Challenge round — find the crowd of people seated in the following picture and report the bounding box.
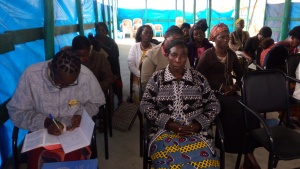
[130,19,300,169]
[6,19,300,169]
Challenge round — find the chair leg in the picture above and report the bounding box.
[139,113,143,157]
[103,106,109,159]
[268,153,274,169]
[12,126,20,169]
[220,144,225,169]
[235,153,242,169]
[91,128,98,159]
[273,158,279,168]
[108,105,113,137]
[106,88,113,137]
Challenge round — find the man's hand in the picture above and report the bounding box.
[67,115,82,131]
[44,118,64,136]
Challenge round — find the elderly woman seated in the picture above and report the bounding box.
[140,40,221,169]
[196,23,261,169]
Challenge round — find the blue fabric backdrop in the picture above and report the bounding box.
[117,8,235,35]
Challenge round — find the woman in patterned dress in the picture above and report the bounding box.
[140,40,221,169]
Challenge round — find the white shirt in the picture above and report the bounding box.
[293,63,300,100]
[127,42,156,77]
[7,61,105,131]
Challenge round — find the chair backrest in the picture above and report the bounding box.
[133,24,141,31]
[145,23,153,27]
[264,44,289,72]
[241,69,290,113]
[286,53,300,78]
[133,18,142,25]
[153,24,163,31]
[122,19,133,27]
[175,17,183,27]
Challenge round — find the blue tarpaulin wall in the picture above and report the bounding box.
[290,2,300,34]
[265,2,300,42]
[117,8,234,35]
[0,0,104,168]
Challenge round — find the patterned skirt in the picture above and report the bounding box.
[149,132,220,169]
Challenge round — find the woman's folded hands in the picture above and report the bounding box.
[166,119,202,136]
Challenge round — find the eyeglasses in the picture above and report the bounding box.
[50,68,78,89]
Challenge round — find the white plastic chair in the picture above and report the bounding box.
[153,24,163,37]
[120,19,133,38]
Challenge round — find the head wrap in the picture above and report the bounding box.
[259,26,272,38]
[209,23,229,41]
[289,26,300,40]
[235,18,243,25]
[195,19,209,32]
[189,26,203,43]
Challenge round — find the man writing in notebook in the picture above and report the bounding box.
[7,50,105,169]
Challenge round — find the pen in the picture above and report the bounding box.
[48,114,61,131]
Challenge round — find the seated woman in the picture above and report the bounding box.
[187,26,213,68]
[259,37,275,67]
[95,22,123,106]
[180,22,191,43]
[140,40,221,169]
[260,26,300,67]
[195,23,261,169]
[127,25,157,104]
[243,26,272,63]
[71,35,116,92]
[229,19,250,70]
[7,50,105,169]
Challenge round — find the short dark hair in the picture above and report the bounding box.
[51,50,81,75]
[289,25,300,40]
[165,25,184,38]
[72,35,91,51]
[180,23,191,30]
[135,25,153,42]
[95,22,109,34]
[259,26,272,38]
[165,40,188,54]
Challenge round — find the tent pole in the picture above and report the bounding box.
[94,0,99,23]
[183,0,185,22]
[246,0,251,31]
[233,0,240,31]
[206,0,212,38]
[76,0,84,35]
[43,0,54,60]
[280,0,292,41]
[107,0,112,37]
[175,0,178,17]
[102,0,106,23]
[145,0,148,23]
[193,0,196,24]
